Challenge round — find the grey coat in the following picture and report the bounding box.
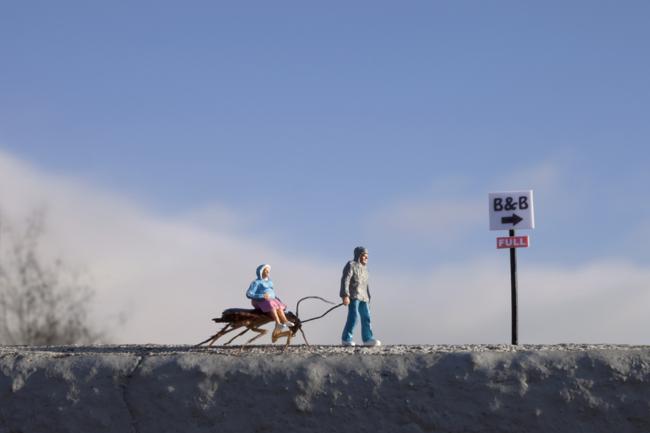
[340,260,370,302]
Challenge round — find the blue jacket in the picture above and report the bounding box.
[246,264,276,300]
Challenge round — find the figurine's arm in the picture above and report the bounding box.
[246,281,264,300]
[340,262,353,302]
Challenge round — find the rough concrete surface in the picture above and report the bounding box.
[1,344,649,433]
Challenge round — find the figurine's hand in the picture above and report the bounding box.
[263,293,270,300]
[342,296,350,305]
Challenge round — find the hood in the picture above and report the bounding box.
[256,264,271,279]
[353,246,368,261]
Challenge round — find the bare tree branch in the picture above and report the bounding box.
[0,209,104,345]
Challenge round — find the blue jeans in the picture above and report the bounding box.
[341,299,374,343]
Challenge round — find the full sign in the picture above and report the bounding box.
[497,235,529,249]
[489,190,535,231]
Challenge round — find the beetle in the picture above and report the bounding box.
[196,296,341,348]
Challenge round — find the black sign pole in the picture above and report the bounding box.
[509,228,518,345]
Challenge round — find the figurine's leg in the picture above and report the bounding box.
[359,301,375,343]
[341,299,359,343]
[277,308,290,323]
[269,308,281,324]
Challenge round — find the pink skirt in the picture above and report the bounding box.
[252,298,287,313]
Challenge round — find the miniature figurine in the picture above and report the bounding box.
[246,264,293,337]
[340,247,381,347]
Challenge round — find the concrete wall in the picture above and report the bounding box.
[1,345,649,433]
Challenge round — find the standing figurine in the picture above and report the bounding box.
[246,264,293,337]
[340,247,381,346]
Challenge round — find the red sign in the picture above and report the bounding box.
[497,235,529,249]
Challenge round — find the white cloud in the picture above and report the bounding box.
[0,149,648,345]
[371,258,650,345]
[491,159,563,193]
[0,149,344,344]
[369,199,484,241]
[367,161,566,243]
[177,203,256,233]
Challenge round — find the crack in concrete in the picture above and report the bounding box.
[121,355,145,433]
[0,407,8,433]
[0,353,15,433]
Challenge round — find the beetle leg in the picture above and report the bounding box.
[299,329,310,346]
[244,326,268,345]
[196,323,235,347]
[207,324,246,347]
[224,326,251,345]
[271,328,291,344]
[283,331,292,349]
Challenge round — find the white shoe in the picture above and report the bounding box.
[363,339,381,347]
[272,323,290,343]
[341,340,356,347]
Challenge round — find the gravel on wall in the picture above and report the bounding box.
[1,344,649,433]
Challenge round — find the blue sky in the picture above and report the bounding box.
[1,1,649,344]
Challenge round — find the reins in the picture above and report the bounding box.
[300,302,344,324]
[295,295,344,324]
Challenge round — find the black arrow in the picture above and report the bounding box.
[501,213,523,226]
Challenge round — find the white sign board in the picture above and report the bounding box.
[489,190,535,231]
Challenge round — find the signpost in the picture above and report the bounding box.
[489,190,535,345]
